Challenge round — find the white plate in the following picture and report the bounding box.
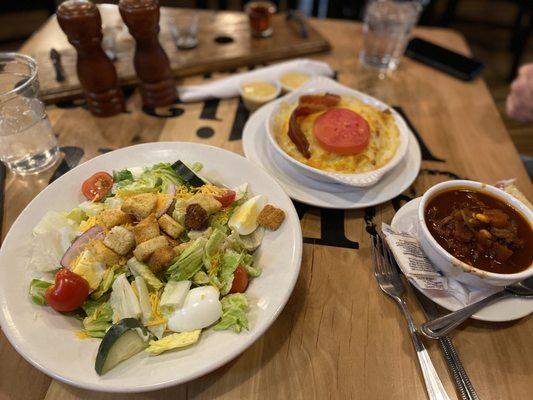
[243,101,421,209]
[265,76,410,187]
[0,142,303,393]
[391,197,533,322]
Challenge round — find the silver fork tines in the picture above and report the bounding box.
[372,235,450,400]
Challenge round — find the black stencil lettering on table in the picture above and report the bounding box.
[393,106,445,163]
[294,201,359,249]
[229,98,250,141]
[142,101,185,118]
[49,146,84,183]
[200,99,221,121]
[196,127,215,138]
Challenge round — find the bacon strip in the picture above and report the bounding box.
[287,94,341,158]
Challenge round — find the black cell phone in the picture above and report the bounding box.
[405,38,484,81]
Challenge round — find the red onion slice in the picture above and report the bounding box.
[156,184,176,218]
[60,225,105,268]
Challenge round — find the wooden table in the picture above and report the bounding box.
[1,7,532,400]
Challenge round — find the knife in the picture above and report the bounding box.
[413,287,480,400]
[49,48,66,82]
[286,10,309,39]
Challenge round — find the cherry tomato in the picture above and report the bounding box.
[81,172,113,201]
[45,269,90,312]
[229,266,249,293]
[215,190,236,208]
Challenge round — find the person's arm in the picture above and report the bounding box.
[506,64,533,123]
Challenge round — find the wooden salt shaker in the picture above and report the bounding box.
[119,0,176,108]
[56,0,125,117]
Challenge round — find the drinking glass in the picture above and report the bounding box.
[0,53,59,175]
[359,0,423,72]
[245,1,277,38]
[167,12,199,50]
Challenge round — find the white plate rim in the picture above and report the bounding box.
[0,142,303,392]
[391,196,533,322]
[243,101,422,209]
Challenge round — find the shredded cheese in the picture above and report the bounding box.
[79,216,99,232]
[75,331,90,340]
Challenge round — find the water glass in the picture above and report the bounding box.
[359,0,423,72]
[167,13,199,50]
[0,53,59,175]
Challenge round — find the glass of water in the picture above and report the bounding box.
[360,0,423,72]
[167,12,199,50]
[0,53,59,175]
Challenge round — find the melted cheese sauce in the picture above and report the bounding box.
[241,82,278,100]
[274,95,400,173]
[280,72,311,90]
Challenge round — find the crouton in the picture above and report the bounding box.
[133,235,168,261]
[187,193,222,215]
[164,234,180,248]
[133,214,160,245]
[173,241,192,257]
[148,246,176,274]
[99,208,132,229]
[87,239,121,266]
[121,193,158,220]
[158,214,184,239]
[185,204,208,230]
[257,204,285,231]
[103,226,135,255]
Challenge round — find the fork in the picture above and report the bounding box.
[372,235,450,400]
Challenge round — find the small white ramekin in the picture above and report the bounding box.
[418,180,533,288]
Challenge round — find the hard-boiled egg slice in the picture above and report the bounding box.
[228,195,267,236]
[167,286,222,333]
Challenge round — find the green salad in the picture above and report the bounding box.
[28,160,285,375]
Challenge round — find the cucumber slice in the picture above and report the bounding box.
[171,160,205,187]
[95,318,149,375]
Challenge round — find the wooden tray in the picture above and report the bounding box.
[33,8,331,104]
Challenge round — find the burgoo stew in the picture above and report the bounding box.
[425,189,533,274]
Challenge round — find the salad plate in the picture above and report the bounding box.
[0,142,302,392]
[243,100,421,209]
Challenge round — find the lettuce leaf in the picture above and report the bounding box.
[29,279,52,305]
[109,274,142,323]
[218,249,243,295]
[166,237,207,281]
[113,169,133,182]
[242,254,261,278]
[127,258,163,291]
[115,163,182,194]
[82,299,113,338]
[213,294,248,333]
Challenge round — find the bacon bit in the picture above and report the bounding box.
[287,94,341,158]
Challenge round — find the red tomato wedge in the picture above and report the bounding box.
[229,266,249,293]
[81,172,113,201]
[45,269,90,312]
[313,108,371,155]
[215,190,236,208]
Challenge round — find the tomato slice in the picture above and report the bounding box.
[313,108,371,155]
[215,190,236,208]
[45,269,90,312]
[229,266,249,293]
[81,172,113,201]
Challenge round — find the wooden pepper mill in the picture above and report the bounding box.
[56,0,125,117]
[119,0,176,108]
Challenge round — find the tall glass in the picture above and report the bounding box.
[167,12,199,50]
[359,0,423,72]
[0,53,59,175]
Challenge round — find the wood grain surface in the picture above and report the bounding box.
[31,5,330,103]
[0,11,531,400]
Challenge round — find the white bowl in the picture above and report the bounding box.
[265,76,410,188]
[418,180,533,288]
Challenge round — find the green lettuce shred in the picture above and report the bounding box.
[167,237,207,281]
[115,163,182,194]
[214,294,249,333]
[90,267,115,300]
[112,169,133,182]
[242,254,261,277]
[81,299,113,338]
[29,279,52,305]
[127,258,163,291]
[217,249,244,295]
